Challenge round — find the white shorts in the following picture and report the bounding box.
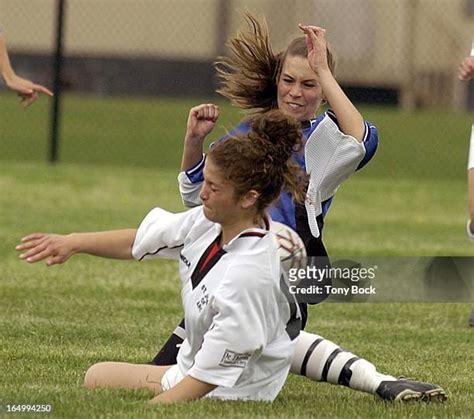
[160,365,219,399]
[160,364,184,392]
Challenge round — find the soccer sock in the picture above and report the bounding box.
[291,331,396,394]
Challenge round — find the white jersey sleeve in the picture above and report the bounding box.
[304,114,367,237]
[132,206,202,261]
[188,256,276,388]
[467,220,474,243]
[177,154,206,208]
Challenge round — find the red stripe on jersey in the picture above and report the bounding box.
[199,241,221,273]
[191,235,226,289]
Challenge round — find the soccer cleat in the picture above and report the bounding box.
[376,378,447,402]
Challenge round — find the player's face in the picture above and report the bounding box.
[277,55,323,121]
[200,158,242,225]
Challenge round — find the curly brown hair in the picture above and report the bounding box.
[214,12,336,118]
[208,110,306,216]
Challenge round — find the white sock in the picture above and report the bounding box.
[469,125,474,170]
[291,331,396,394]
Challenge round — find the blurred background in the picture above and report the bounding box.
[1,0,474,261]
[1,0,473,174]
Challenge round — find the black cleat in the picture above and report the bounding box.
[469,308,474,327]
[376,378,447,402]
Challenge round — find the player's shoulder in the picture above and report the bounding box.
[212,119,251,148]
[142,206,216,246]
[306,110,377,132]
[184,206,218,236]
[226,119,252,138]
[235,119,252,131]
[305,110,340,133]
[225,227,277,256]
[303,112,329,133]
[222,231,279,289]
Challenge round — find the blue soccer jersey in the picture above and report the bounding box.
[178,109,378,258]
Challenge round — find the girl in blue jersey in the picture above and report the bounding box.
[152,14,446,402]
[180,22,378,260]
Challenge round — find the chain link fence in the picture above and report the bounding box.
[1,0,473,179]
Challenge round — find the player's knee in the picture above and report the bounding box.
[84,362,114,389]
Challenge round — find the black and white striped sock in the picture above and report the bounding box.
[291,331,395,393]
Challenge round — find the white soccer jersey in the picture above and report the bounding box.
[304,113,366,237]
[132,206,300,401]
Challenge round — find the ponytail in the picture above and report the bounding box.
[209,110,306,214]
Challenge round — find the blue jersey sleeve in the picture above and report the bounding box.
[356,121,379,170]
[185,154,206,183]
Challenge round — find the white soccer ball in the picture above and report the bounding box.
[270,221,307,273]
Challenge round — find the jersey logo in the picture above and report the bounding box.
[180,252,191,268]
[219,349,251,368]
[196,284,210,312]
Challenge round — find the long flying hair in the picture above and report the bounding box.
[215,12,336,118]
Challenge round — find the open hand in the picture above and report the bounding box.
[5,73,53,107]
[298,24,329,76]
[16,233,76,266]
[458,56,474,81]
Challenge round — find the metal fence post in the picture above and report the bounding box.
[49,0,66,164]
[215,0,231,56]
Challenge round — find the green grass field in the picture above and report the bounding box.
[0,93,473,181]
[1,93,473,417]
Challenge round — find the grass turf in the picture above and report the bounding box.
[0,162,472,417]
[1,93,473,416]
[0,93,473,181]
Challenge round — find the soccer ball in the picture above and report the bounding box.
[270,221,307,273]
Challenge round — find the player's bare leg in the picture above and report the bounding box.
[291,331,447,402]
[84,362,171,394]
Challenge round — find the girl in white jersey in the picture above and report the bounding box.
[458,55,474,327]
[458,55,474,243]
[16,110,306,403]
